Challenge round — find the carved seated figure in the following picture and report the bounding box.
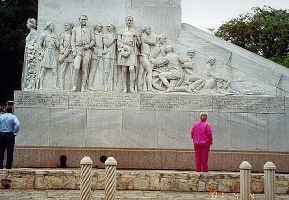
[162,50,203,93]
[153,45,188,92]
[188,57,232,93]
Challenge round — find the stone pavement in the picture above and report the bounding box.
[1,190,289,200]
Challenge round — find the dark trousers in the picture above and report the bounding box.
[0,133,15,169]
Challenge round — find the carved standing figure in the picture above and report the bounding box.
[138,25,156,91]
[58,23,74,90]
[71,15,95,91]
[22,18,39,90]
[88,24,104,90]
[39,22,59,89]
[118,16,141,93]
[103,24,117,92]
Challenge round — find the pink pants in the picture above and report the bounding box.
[194,143,210,172]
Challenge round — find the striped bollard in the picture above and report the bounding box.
[105,157,117,200]
[264,162,276,200]
[80,156,93,200]
[239,161,252,200]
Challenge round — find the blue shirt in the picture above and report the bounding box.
[0,113,20,135]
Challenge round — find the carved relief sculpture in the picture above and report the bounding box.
[21,15,252,95]
[138,25,156,91]
[117,16,141,93]
[103,24,117,92]
[22,18,40,90]
[71,15,95,91]
[88,24,104,91]
[58,23,74,90]
[157,45,186,92]
[38,22,59,90]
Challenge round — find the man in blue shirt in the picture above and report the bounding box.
[0,102,20,169]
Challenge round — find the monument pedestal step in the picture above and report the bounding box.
[0,169,289,194]
[14,147,289,173]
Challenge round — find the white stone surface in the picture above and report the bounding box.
[85,110,122,147]
[38,0,181,40]
[48,109,86,147]
[177,23,289,96]
[32,0,289,95]
[267,114,289,152]
[15,91,289,152]
[15,108,50,146]
[122,111,158,148]
[17,0,289,152]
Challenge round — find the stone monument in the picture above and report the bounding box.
[15,0,289,172]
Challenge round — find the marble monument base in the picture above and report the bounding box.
[14,91,289,172]
[13,147,289,173]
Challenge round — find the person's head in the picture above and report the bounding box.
[106,24,115,33]
[94,24,103,33]
[26,18,37,30]
[199,112,208,122]
[126,16,134,27]
[64,23,73,32]
[6,101,14,113]
[0,105,5,113]
[6,106,13,114]
[79,15,88,27]
[143,25,151,35]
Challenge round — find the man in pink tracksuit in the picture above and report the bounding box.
[191,112,213,172]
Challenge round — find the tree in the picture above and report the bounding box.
[215,6,289,68]
[0,0,37,103]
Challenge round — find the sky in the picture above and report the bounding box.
[182,0,289,30]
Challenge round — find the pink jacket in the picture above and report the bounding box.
[191,120,213,145]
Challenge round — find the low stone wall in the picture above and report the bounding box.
[0,169,288,194]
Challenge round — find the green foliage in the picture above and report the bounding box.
[270,55,289,68]
[215,6,289,68]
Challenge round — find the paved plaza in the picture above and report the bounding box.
[1,190,289,200]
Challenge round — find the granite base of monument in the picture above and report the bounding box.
[14,91,289,172]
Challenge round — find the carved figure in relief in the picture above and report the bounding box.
[165,50,203,93]
[118,16,141,93]
[103,24,117,92]
[22,18,40,90]
[155,45,187,92]
[138,25,156,91]
[58,23,74,90]
[151,33,169,62]
[188,57,230,93]
[38,22,59,89]
[71,15,95,91]
[88,24,104,91]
